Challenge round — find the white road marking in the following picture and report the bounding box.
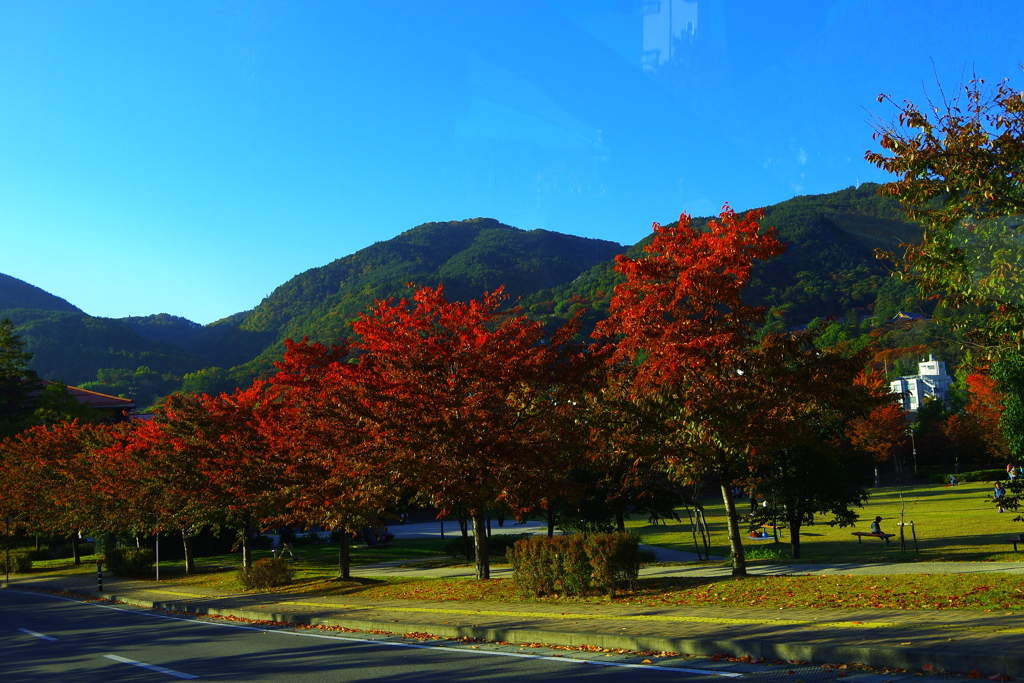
[7,589,742,677]
[17,628,58,642]
[104,654,198,679]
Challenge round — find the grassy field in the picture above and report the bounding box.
[629,480,1022,563]
[11,481,1024,610]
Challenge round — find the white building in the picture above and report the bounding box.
[890,354,953,412]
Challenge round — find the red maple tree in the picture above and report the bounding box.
[352,284,592,579]
[595,206,787,576]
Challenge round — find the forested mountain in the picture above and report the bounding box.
[1,184,931,405]
[521,183,923,335]
[0,273,81,313]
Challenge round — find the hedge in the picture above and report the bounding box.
[0,552,33,574]
[929,469,1007,484]
[238,557,294,590]
[104,548,154,577]
[506,533,640,597]
[443,533,532,559]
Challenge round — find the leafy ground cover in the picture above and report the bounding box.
[354,573,1024,611]
[23,550,1024,610]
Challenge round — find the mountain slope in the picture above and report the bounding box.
[226,217,627,362]
[0,273,82,314]
[521,183,922,333]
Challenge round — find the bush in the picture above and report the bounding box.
[238,557,294,590]
[25,548,51,561]
[0,552,33,574]
[443,534,533,559]
[507,533,640,597]
[104,548,155,577]
[292,532,324,546]
[746,546,790,560]
[50,543,96,559]
[929,469,1006,484]
[252,535,274,551]
[638,548,658,563]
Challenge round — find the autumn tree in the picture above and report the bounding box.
[866,70,1024,355]
[353,285,592,580]
[848,402,910,486]
[740,333,882,559]
[150,386,285,570]
[268,338,400,579]
[0,420,115,563]
[595,206,785,576]
[964,370,1011,460]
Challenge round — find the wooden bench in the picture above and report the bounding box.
[852,532,895,545]
[1008,538,1024,552]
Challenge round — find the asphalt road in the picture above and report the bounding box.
[0,590,729,682]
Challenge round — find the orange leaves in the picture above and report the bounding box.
[597,205,784,390]
[847,403,910,463]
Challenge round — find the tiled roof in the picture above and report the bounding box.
[43,381,136,411]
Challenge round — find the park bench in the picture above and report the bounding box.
[1007,538,1024,552]
[851,531,895,545]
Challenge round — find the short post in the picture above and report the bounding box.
[4,515,11,588]
[97,558,103,592]
[898,521,918,554]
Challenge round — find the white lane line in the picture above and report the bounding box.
[17,628,58,642]
[104,654,198,680]
[7,590,741,677]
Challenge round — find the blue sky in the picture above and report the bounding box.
[2,1,1022,324]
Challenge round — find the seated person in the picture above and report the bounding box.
[870,516,884,535]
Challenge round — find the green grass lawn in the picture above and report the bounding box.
[10,482,1024,610]
[629,480,1022,563]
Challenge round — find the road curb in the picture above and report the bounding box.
[71,590,1022,678]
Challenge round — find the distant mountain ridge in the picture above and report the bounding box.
[0,273,82,314]
[1,185,925,404]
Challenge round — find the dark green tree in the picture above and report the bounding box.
[0,318,43,439]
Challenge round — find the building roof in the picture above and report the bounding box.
[43,381,136,411]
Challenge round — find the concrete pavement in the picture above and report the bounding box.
[9,554,1024,679]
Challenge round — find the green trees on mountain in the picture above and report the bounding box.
[0,318,43,439]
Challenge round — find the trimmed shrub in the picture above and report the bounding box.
[252,535,274,551]
[50,543,96,559]
[507,533,640,597]
[0,552,33,574]
[929,469,1006,484]
[443,533,533,559]
[104,548,155,577]
[238,558,294,590]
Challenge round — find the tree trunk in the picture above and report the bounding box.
[696,508,711,560]
[472,511,490,580]
[614,504,626,533]
[719,482,747,576]
[338,533,351,580]
[546,505,556,538]
[240,525,254,570]
[70,533,81,566]
[458,515,471,560]
[789,520,802,560]
[182,532,196,575]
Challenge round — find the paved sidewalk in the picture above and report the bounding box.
[10,562,1024,679]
